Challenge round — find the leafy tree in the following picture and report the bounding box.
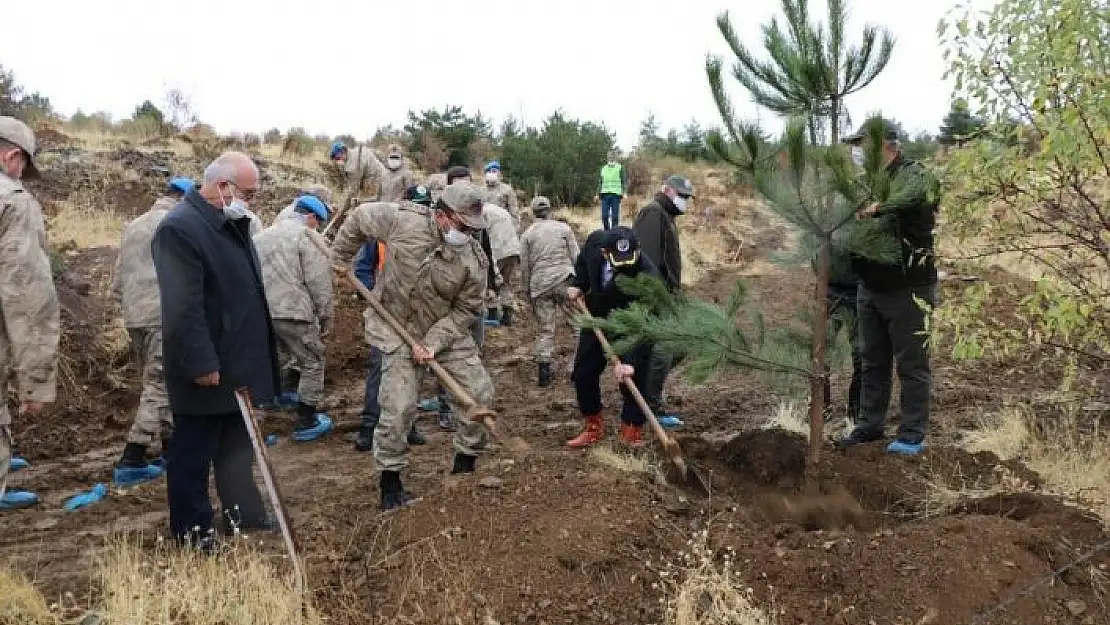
[901,130,939,161]
[937,98,985,146]
[404,105,492,168]
[707,0,894,145]
[499,111,616,205]
[0,65,22,116]
[936,0,1110,365]
[637,113,666,154]
[163,89,197,131]
[0,65,57,123]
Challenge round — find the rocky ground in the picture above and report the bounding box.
[1,138,1107,625]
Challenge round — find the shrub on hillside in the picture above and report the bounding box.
[499,111,615,206]
[405,105,493,168]
[283,127,315,157]
[624,156,654,196]
[263,127,282,144]
[420,135,450,172]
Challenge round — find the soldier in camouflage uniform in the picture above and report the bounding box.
[0,117,60,511]
[520,196,580,387]
[329,142,414,204]
[483,200,521,326]
[332,181,493,511]
[482,161,520,230]
[254,195,334,442]
[272,183,333,225]
[110,177,194,488]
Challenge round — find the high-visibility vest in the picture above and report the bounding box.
[600,163,624,195]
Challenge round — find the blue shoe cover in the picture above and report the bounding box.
[483,318,501,328]
[0,489,39,510]
[65,483,108,511]
[292,414,333,442]
[417,397,442,412]
[10,457,29,472]
[886,439,926,456]
[264,434,279,447]
[657,415,684,430]
[113,463,165,488]
[151,455,167,469]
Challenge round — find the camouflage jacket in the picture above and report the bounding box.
[483,181,520,230]
[0,172,60,417]
[483,203,521,262]
[112,195,175,328]
[272,202,297,225]
[331,201,488,354]
[253,217,333,324]
[342,145,374,195]
[363,152,416,202]
[520,217,580,300]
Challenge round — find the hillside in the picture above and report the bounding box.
[1,130,1108,625]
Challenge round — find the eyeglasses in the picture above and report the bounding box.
[226,180,258,202]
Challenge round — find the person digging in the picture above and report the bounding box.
[566,227,661,448]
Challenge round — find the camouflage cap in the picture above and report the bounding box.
[0,116,40,180]
[663,174,695,198]
[844,116,900,145]
[531,195,552,211]
[301,183,333,205]
[440,181,488,229]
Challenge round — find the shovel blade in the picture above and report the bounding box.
[662,440,711,498]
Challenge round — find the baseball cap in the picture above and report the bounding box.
[603,226,640,267]
[0,116,40,180]
[663,175,695,198]
[295,195,329,222]
[167,177,195,195]
[843,116,900,145]
[404,184,432,206]
[439,181,488,229]
[531,195,552,211]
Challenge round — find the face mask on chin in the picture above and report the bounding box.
[216,183,250,219]
[387,157,402,170]
[485,171,499,184]
[850,146,865,167]
[671,195,688,214]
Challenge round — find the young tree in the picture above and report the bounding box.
[937,0,1110,365]
[163,89,198,131]
[708,0,894,145]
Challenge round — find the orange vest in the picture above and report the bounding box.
[376,241,387,275]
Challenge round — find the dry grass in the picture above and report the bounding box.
[589,444,665,482]
[48,201,125,248]
[762,400,810,439]
[659,529,774,625]
[961,404,1110,521]
[97,536,323,625]
[0,569,58,625]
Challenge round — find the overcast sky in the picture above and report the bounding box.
[1,0,989,150]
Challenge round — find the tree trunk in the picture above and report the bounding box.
[830,96,841,146]
[807,237,832,488]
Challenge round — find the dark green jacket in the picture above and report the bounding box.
[632,194,682,291]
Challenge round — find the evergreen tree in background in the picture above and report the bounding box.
[937,98,985,147]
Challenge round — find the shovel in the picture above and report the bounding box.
[321,195,357,241]
[234,388,306,602]
[573,301,711,497]
[344,269,529,452]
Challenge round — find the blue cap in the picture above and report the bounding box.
[328,142,347,160]
[167,177,195,194]
[294,195,329,221]
[484,160,500,173]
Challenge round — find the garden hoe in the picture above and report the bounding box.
[574,301,711,497]
[234,388,307,609]
[345,269,530,452]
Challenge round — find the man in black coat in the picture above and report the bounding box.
[565,226,661,449]
[632,174,693,428]
[152,151,281,550]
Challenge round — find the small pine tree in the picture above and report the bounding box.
[937,98,985,146]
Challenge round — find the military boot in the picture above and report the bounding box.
[451,452,477,474]
[537,362,553,388]
[500,306,514,327]
[380,471,419,511]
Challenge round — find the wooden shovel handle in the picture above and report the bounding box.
[345,269,478,411]
[573,301,673,446]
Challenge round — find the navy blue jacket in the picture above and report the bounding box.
[152,190,280,415]
[354,241,378,290]
[570,228,662,318]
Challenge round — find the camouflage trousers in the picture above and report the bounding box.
[375,340,493,472]
[533,290,575,364]
[273,319,326,406]
[126,328,173,447]
[496,256,520,310]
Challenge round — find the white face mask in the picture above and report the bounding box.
[485,171,499,184]
[444,228,470,247]
[216,184,251,219]
[850,146,865,167]
[671,195,688,214]
[387,156,402,170]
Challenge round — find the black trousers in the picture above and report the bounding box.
[359,345,383,428]
[856,284,936,444]
[824,284,862,421]
[167,411,267,540]
[571,330,652,426]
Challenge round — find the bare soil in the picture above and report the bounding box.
[2,153,1108,625]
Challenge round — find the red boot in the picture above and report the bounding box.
[619,423,645,448]
[567,414,605,448]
